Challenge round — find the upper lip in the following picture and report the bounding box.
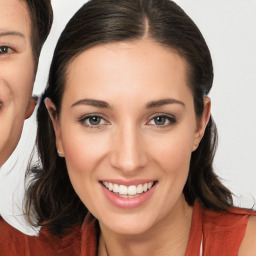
[100,179,157,186]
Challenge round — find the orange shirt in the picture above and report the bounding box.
[0,201,255,255]
[81,201,256,256]
[0,217,81,256]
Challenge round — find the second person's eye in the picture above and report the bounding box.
[0,46,13,55]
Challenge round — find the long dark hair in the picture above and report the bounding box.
[26,0,233,236]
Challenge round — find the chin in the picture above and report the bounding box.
[99,211,157,236]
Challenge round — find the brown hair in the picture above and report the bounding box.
[26,0,233,236]
[22,0,53,67]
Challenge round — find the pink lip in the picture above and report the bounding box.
[100,181,157,209]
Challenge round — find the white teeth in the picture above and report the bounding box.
[147,182,153,189]
[113,184,119,193]
[119,185,128,195]
[108,183,113,191]
[137,184,143,194]
[103,181,155,196]
[128,185,137,195]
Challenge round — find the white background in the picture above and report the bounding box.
[1,0,255,233]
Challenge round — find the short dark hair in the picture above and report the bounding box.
[26,0,233,236]
[23,0,53,66]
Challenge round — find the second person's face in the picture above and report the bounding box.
[0,0,35,165]
[49,39,210,236]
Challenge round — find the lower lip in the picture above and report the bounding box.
[101,183,156,209]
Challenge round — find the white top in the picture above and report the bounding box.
[0,123,39,236]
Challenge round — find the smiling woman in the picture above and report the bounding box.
[25,0,256,255]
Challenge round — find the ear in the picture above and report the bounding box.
[44,97,65,157]
[25,96,38,119]
[192,97,211,151]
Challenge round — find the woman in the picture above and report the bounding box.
[27,0,256,255]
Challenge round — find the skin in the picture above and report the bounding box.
[239,216,256,255]
[47,39,211,255]
[0,0,36,166]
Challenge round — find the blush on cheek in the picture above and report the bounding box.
[63,134,108,175]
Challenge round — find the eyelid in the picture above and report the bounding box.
[146,113,177,127]
[78,113,110,128]
[0,45,15,55]
[0,40,24,53]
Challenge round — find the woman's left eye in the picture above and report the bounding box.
[79,115,109,128]
[147,115,176,127]
[0,46,13,55]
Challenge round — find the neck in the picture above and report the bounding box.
[98,196,193,256]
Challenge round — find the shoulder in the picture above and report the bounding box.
[0,217,28,255]
[199,204,256,255]
[0,217,81,255]
[0,216,25,240]
[238,215,256,255]
[202,205,256,227]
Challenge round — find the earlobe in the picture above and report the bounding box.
[25,96,38,119]
[44,97,65,157]
[192,97,211,151]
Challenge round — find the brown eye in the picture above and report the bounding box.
[0,46,12,54]
[154,116,167,125]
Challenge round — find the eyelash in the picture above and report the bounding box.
[78,114,109,129]
[78,113,177,129]
[0,45,14,55]
[147,114,177,128]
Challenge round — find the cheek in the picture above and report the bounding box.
[61,129,110,212]
[148,125,195,200]
[151,129,194,173]
[0,54,35,110]
[16,57,35,103]
[60,123,109,192]
[0,52,35,163]
[63,132,108,172]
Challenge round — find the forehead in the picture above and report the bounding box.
[66,40,191,102]
[0,0,31,37]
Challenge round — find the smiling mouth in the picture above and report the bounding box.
[101,181,157,198]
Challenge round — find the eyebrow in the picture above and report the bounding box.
[0,31,25,39]
[71,99,111,108]
[71,98,185,109]
[146,98,185,108]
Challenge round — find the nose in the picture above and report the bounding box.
[110,123,147,174]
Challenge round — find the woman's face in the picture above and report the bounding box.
[49,39,210,235]
[0,0,35,165]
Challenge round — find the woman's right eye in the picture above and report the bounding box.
[79,115,109,128]
[0,46,13,55]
